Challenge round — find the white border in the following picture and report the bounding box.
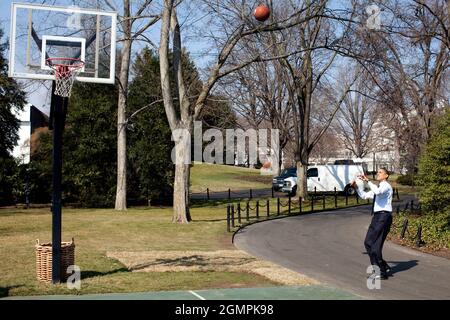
[41,36,86,72]
[9,2,117,84]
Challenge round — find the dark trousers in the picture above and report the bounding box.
[364,211,392,272]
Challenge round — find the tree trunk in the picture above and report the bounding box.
[172,133,192,223]
[115,0,132,211]
[296,161,308,199]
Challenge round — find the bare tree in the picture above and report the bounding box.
[309,128,340,164]
[219,40,293,174]
[353,0,450,172]
[159,0,327,222]
[333,66,378,159]
[107,0,160,211]
[276,0,359,199]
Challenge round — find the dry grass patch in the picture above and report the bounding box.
[107,250,318,286]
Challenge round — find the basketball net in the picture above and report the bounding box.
[46,58,85,98]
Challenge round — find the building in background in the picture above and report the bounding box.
[11,104,49,163]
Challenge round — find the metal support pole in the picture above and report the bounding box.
[50,82,67,284]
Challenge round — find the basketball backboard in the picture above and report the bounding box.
[9,3,117,84]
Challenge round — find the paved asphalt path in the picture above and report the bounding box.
[234,197,450,299]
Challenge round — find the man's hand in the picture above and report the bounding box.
[351,180,357,188]
[358,174,369,182]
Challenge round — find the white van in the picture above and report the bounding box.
[281,164,365,196]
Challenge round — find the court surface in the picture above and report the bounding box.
[2,285,360,300]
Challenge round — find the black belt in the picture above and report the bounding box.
[374,210,391,214]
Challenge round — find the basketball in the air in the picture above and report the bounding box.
[254,5,270,22]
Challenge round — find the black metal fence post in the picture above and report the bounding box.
[314,186,317,197]
[355,192,359,204]
[334,187,337,208]
[226,204,230,232]
[311,195,314,212]
[231,204,235,228]
[246,201,249,221]
[345,192,348,205]
[416,224,422,247]
[256,200,259,219]
[299,197,302,214]
[271,186,274,198]
[396,188,400,200]
[410,200,414,213]
[277,198,280,216]
[322,195,325,210]
[396,206,400,214]
[250,188,253,199]
[207,188,210,201]
[266,199,270,217]
[288,196,291,215]
[400,219,408,239]
[228,188,231,201]
[237,202,241,224]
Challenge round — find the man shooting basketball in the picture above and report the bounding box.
[352,168,393,280]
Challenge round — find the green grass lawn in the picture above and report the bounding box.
[190,163,272,193]
[0,206,277,297]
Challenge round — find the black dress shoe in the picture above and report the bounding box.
[381,260,392,273]
[376,273,389,280]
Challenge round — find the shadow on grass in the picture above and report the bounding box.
[129,255,255,271]
[81,268,129,280]
[0,285,23,298]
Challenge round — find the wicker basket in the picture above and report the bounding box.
[35,238,75,283]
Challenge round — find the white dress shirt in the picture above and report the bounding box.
[356,180,393,213]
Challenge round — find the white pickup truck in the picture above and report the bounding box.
[281,164,365,196]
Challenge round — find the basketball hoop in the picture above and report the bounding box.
[46,58,85,98]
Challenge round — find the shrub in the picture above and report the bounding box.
[416,111,450,213]
[392,209,450,249]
